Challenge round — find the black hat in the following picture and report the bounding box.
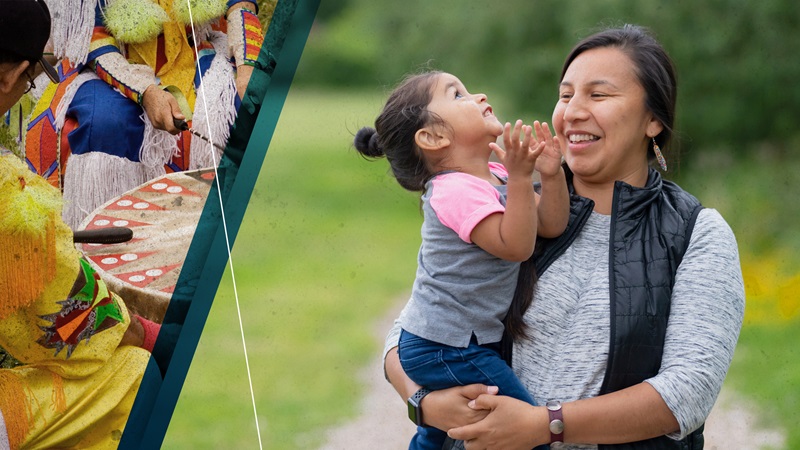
[0,0,59,83]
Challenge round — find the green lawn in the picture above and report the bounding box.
[161,87,799,448]
[162,87,423,449]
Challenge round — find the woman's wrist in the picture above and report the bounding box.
[529,405,555,447]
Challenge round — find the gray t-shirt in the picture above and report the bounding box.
[385,208,745,447]
[400,163,519,348]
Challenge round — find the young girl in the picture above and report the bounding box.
[355,71,568,450]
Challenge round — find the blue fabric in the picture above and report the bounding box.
[399,329,537,450]
[66,42,232,163]
[66,79,145,161]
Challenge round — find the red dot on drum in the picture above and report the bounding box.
[201,172,215,180]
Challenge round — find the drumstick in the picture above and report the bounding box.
[173,118,226,152]
[73,227,133,244]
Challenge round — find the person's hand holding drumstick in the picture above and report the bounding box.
[142,84,185,134]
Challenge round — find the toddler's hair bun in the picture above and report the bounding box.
[354,127,384,158]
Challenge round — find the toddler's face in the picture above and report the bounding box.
[424,73,503,146]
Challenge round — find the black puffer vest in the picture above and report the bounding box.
[507,168,705,449]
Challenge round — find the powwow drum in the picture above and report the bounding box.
[75,168,216,323]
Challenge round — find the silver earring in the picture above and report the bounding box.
[652,138,667,172]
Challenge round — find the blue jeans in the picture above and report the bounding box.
[398,329,538,450]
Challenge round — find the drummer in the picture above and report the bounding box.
[0,1,161,447]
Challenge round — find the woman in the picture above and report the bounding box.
[383,25,745,449]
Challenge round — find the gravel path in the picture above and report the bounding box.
[317,304,786,450]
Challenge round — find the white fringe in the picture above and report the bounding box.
[139,109,180,168]
[45,0,98,66]
[189,31,237,170]
[62,152,165,229]
[192,23,214,45]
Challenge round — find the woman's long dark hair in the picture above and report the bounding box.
[504,258,537,342]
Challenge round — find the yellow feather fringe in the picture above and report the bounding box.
[103,0,228,45]
[103,0,171,44]
[173,0,228,25]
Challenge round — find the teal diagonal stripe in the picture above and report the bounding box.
[118,1,320,448]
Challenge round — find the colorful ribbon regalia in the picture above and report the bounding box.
[25,0,264,229]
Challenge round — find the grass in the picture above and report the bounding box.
[160,88,799,448]
[162,87,423,449]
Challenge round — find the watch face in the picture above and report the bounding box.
[407,402,419,424]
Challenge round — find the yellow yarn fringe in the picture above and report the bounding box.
[0,156,62,320]
[0,371,32,450]
[50,372,67,414]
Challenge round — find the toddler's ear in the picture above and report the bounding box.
[415,126,450,151]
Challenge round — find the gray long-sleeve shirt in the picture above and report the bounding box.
[385,208,745,447]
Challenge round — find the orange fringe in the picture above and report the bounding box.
[0,214,56,320]
[0,371,32,450]
[50,372,66,414]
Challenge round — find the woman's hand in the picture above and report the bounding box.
[448,395,548,450]
[385,347,497,430]
[142,84,184,134]
[531,121,563,179]
[119,314,144,348]
[420,384,499,431]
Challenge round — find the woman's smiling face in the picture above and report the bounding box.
[553,47,663,184]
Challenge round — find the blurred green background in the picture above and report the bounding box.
[163,1,800,448]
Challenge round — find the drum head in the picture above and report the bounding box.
[76,168,215,322]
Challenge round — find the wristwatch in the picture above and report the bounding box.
[546,400,564,443]
[407,387,432,426]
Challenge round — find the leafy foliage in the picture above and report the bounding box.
[296,0,800,156]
